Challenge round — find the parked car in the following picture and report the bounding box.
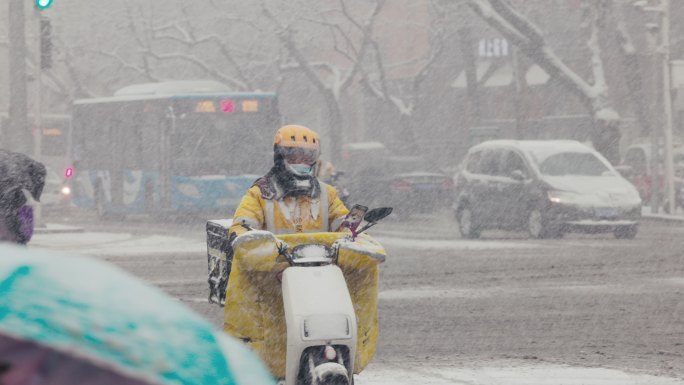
[340,142,451,217]
[619,141,684,203]
[453,140,642,239]
[381,155,453,217]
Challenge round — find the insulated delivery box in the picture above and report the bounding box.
[206,219,235,306]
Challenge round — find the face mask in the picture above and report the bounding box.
[15,205,34,244]
[287,163,313,176]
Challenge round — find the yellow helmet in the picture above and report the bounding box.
[273,125,321,177]
[273,124,321,151]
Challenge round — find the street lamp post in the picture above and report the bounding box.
[645,24,660,212]
[33,0,53,227]
[660,0,676,215]
[635,0,675,214]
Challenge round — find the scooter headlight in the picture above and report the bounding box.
[302,314,351,340]
[291,244,333,264]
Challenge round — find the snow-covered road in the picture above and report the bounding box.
[356,362,684,385]
[29,221,684,384]
[31,231,543,256]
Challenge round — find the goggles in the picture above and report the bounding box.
[279,146,319,166]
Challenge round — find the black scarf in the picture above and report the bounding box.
[253,163,321,200]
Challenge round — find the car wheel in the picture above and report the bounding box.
[527,209,544,239]
[94,185,106,219]
[614,225,638,239]
[526,209,562,239]
[457,205,481,239]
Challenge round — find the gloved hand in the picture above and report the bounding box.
[275,239,289,264]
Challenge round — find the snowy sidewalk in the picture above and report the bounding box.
[33,223,85,234]
[641,206,684,223]
[31,231,205,256]
[356,362,684,385]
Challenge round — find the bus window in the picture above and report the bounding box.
[121,105,143,169]
[71,87,281,214]
[172,102,273,176]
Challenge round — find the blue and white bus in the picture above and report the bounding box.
[70,81,280,217]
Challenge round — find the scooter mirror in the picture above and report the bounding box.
[363,207,393,223]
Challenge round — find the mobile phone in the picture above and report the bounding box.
[344,204,368,231]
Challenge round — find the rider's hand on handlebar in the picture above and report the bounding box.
[275,240,289,263]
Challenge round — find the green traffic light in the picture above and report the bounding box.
[36,0,53,9]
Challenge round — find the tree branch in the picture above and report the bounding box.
[468,0,595,109]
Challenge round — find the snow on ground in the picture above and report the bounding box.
[378,282,651,301]
[31,231,206,256]
[356,362,684,385]
[376,236,541,250]
[30,230,542,257]
[28,229,684,384]
[379,286,500,300]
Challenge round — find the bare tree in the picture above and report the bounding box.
[612,1,651,138]
[467,0,622,163]
[44,0,280,105]
[354,1,445,155]
[261,0,385,161]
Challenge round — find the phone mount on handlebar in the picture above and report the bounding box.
[277,241,293,265]
[350,207,393,240]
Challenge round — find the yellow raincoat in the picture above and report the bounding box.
[230,182,349,237]
[223,231,385,378]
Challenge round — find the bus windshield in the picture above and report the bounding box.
[173,109,273,176]
[71,87,281,214]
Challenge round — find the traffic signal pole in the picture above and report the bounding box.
[7,0,30,153]
[661,0,675,215]
[34,8,44,227]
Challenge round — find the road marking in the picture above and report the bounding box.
[31,232,205,256]
[355,362,684,385]
[180,297,212,304]
[376,236,542,251]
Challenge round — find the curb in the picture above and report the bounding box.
[641,214,684,224]
[641,210,684,224]
[33,224,86,235]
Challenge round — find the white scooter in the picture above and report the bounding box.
[277,207,392,385]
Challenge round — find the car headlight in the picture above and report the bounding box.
[547,190,579,204]
[60,186,71,196]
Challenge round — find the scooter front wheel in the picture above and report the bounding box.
[299,351,351,385]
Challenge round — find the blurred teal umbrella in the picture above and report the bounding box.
[0,244,275,385]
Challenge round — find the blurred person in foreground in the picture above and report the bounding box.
[0,246,275,385]
[0,150,275,385]
[0,150,46,244]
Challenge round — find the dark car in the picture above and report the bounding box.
[339,142,451,217]
[453,140,642,239]
[382,156,453,217]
